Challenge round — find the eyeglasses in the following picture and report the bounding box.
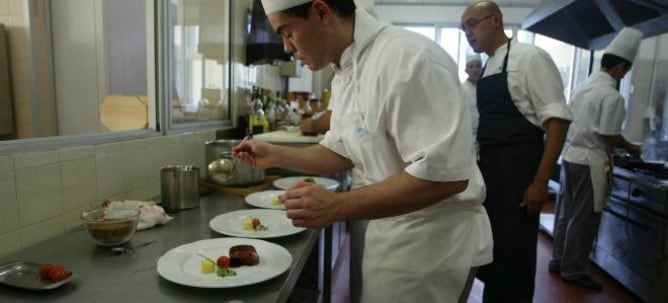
[460,14,494,32]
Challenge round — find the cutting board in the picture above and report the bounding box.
[199,175,281,197]
[100,94,148,131]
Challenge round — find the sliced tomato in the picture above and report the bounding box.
[39,264,54,279]
[49,268,72,282]
[216,256,231,268]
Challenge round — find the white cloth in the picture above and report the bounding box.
[102,199,173,230]
[260,0,311,14]
[320,9,493,302]
[563,71,625,211]
[605,27,643,63]
[481,38,573,128]
[462,79,478,135]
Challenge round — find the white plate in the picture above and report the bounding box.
[245,190,286,209]
[209,209,305,238]
[273,176,340,191]
[157,238,292,288]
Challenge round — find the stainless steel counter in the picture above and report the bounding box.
[0,193,320,303]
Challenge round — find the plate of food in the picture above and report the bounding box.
[0,261,73,290]
[245,190,286,209]
[157,238,292,288]
[209,209,305,238]
[272,176,340,191]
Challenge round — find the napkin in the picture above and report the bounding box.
[102,199,173,230]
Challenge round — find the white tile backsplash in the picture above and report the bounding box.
[0,131,212,258]
[0,231,21,257]
[0,155,12,172]
[15,162,63,226]
[62,157,97,211]
[19,216,64,249]
[0,170,19,234]
[0,0,9,16]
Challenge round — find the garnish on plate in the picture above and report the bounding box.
[196,253,236,277]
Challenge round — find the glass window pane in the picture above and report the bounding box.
[404,26,436,41]
[534,34,575,99]
[171,0,231,125]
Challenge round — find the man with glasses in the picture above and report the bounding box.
[461,1,573,302]
[233,0,493,302]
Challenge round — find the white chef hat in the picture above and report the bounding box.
[466,53,482,63]
[604,27,643,63]
[261,0,312,15]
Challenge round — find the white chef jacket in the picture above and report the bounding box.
[563,71,625,211]
[320,9,493,302]
[563,71,626,163]
[481,38,573,127]
[462,79,478,135]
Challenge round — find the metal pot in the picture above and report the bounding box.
[205,140,265,186]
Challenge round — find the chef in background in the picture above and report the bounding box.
[549,27,643,292]
[233,0,493,302]
[461,1,573,302]
[462,52,483,137]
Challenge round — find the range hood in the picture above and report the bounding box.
[246,0,293,65]
[522,0,668,50]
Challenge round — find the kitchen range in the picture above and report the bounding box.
[591,156,668,303]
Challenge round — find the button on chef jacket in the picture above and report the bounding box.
[320,9,493,302]
[480,38,573,128]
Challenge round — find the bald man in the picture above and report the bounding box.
[461,1,572,302]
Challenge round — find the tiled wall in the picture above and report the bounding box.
[0,130,216,258]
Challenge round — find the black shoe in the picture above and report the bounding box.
[562,275,603,292]
[548,260,560,273]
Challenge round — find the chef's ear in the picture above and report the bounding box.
[311,0,334,22]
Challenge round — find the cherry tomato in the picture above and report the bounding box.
[49,268,72,282]
[252,218,261,228]
[216,256,231,268]
[39,264,54,279]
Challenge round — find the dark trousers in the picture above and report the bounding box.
[551,160,601,278]
[476,143,541,303]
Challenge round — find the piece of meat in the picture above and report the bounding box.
[229,244,260,267]
[303,177,315,183]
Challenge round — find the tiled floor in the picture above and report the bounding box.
[331,202,642,303]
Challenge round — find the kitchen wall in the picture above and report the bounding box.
[376,4,534,25]
[0,130,215,258]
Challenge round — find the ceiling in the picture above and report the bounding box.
[373,0,544,7]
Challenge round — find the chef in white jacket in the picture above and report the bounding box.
[232,1,493,302]
[550,27,643,291]
[462,52,483,137]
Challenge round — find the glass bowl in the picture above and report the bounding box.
[81,207,140,246]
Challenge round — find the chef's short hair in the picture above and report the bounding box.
[283,0,356,19]
[601,53,632,69]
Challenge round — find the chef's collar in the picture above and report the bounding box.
[488,37,514,58]
[330,8,388,75]
[591,70,617,87]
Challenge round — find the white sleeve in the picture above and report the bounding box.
[523,49,573,124]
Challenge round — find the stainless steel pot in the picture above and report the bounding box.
[205,140,265,186]
[160,165,200,211]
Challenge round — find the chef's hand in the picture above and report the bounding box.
[230,140,278,169]
[520,179,549,215]
[281,181,338,229]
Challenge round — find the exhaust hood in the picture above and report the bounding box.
[522,0,668,50]
[246,0,293,65]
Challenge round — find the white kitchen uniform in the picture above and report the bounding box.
[562,71,626,212]
[320,9,493,302]
[462,79,478,135]
[481,38,573,128]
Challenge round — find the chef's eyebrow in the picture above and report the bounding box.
[276,25,287,37]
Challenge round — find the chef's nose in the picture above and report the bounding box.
[283,39,296,54]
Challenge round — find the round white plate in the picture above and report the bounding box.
[245,190,286,209]
[272,176,340,191]
[157,238,292,288]
[209,209,305,238]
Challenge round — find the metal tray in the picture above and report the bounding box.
[0,261,73,290]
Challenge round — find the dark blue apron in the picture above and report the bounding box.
[475,39,545,302]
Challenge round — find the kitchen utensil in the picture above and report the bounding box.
[111,240,157,257]
[0,261,74,290]
[209,209,305,238]
[81,207,140,246]
[156,238,292,288]
[272,176,340,191]
[160,165,200,212]
[205,139,265,186]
